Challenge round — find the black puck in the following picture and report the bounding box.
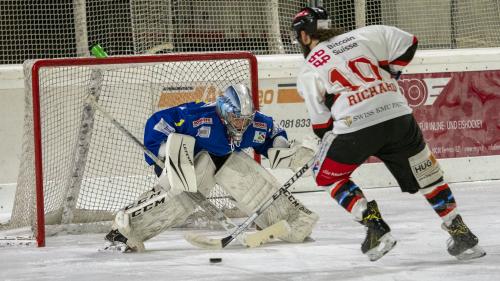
[209,258,222,263]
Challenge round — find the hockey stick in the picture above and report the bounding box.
[87,95,288,245]
[187,156,314,249]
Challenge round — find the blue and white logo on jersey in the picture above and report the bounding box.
[253,131,266,143]
[197,126,211,138]
[153,118,175,136]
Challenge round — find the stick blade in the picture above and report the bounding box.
[243,220,291,248]
[184,233,223,249]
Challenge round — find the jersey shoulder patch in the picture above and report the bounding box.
[192,117,213,128]
[153,118,176,135]
[253,131,266,143]
[252,121,267,130]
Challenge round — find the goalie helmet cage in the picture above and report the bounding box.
[4,51,259,247]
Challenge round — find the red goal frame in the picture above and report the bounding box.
[30,51,259,246]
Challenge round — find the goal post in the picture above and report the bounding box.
[3,52,258,247]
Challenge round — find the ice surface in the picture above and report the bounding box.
[1,181,499,281]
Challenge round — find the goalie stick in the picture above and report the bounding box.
[186,156,314,249]
[87,95,286,247]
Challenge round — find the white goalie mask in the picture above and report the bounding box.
[216,84,255,146]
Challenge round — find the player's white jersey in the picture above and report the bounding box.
[297,25,417,134]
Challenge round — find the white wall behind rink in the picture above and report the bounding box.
[0,49,499,211]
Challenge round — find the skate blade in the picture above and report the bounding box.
[98,239,144,253]
[455,245,486,260]
[366,233,397,262]
[98,241,131,253]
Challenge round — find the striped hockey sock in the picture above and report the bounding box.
[420,182,457,225]
[329,180,367,220]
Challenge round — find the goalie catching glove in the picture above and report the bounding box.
[268,135,319,171]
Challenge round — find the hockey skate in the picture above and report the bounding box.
[100,229,132,253]
[360,200,397,261]
[442,215,486,260]
[100,229,145,253]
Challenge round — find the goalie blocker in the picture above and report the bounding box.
[157,133,197,195]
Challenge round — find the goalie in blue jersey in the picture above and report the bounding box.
[103,84,319,252]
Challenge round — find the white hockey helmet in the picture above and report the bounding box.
[216,84,255,146]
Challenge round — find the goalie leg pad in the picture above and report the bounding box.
[256,194,319,243]
[193,151,217,196]
[113,151,219,248]
[215,151,318,243]
[115,188,197,244]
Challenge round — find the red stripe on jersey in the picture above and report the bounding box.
[424,183,450,199]
[390,37,417,66]
[330,179,349,198]
[390,59,410,66]
[378,60,389,66]
[347,195,363,212]
[312,118,333,129]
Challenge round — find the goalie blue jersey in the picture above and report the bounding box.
[143,101,287,166]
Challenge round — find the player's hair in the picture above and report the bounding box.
[311,27,345,42]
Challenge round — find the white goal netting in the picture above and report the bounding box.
[0,52,258,246]
[1,0,499,64]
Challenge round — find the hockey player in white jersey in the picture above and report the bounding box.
[103,84,318,252]
[291,6,485,261]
